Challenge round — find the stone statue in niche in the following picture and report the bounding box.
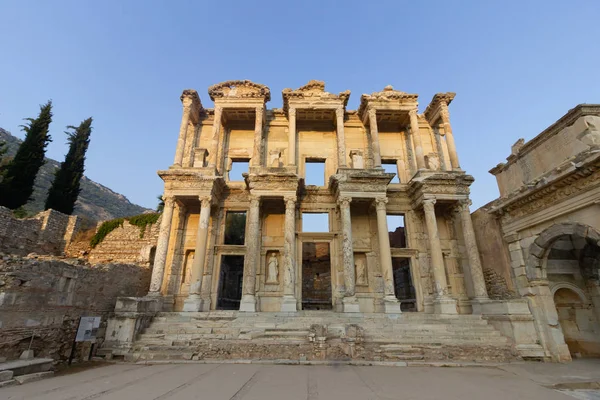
[350,150,364,169]
[426,153,440,171]
[266,252,279,284]
[355,258,368,286]
[269,149,282,168]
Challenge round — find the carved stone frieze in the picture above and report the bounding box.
[282,80,350,112]
[208,80,271,102]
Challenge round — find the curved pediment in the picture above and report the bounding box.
[358,85,418,116]
[208,80,271,102]
[282,80,350,112]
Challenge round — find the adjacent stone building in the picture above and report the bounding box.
[473,104,600,361]
[147,80,490,316]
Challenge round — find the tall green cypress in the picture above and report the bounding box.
[45,118,93,215]
[0,101,53,209]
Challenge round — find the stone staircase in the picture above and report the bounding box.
[110,311,518,363]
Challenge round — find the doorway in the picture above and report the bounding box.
[216,255,244,310]
[301,242,332,310]
[392,257,416,311]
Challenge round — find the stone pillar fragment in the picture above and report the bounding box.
[288,107,296,166]
[339,196,359,312]
[375,198,401,313]
[423,199,457,314]
[148,196,176,294]
[240,195,260,312]
[281,196,297,311]
[252,106,264,167]
[457,200,489,311]
[183,196,212,311]
[173,98,193,167]
[336,107,347,168]
[368,108,382,168]
[440,104,460,170]
[209,106,223,169]
[409,109,426,170]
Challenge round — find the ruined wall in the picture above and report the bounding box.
[0,255,150,362]
[0,207,80,256]
[85,219,160,266]
[471,207,516,299]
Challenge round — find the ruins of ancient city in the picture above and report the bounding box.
[1,80,599,368]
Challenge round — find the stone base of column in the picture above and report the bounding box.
[182,294,203,312]
[280,295,297,312]
[384,296,402,314]
[470,297,491,315]
[200,295,212,312]
[342,296,360,313]
[433,296,458,314]
[423,296,435,314]
[239,294,257,312]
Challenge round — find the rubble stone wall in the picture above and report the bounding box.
[471,207,516,299]
[0,207,80,256]
[0,255,151,362]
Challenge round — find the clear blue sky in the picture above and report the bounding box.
[1,1,599,210]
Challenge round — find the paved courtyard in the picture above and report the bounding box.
[3,361,600,400]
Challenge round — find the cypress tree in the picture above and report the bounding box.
[0,101,53,209]
[45,118,93,215]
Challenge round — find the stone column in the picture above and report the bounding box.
[209,106,223,168]
[148,196,176,295]
[240,195,260,312]
[252,106,264,167]
[336,107,347,168]
[368,108,382,168]
[183,196,212,311]
[422,199,457,314]
[440,104,460,170]
[457,200,489,312]
[281,196,297,312]
[339,196,359,312]
[409,109,426,170]
[288,107,296,166]
[375,198,402,313]
[173,98,193,167]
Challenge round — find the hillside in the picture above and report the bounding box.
[0,128,151,221]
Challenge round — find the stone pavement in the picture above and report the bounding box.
[3,361,600,400]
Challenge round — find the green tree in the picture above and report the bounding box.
[45,118,93,214]
[156,195,165,213]
[0,101,53,209]
[0,141,8,173]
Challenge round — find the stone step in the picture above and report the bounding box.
[14,371,54,385]
[0,358,54,377]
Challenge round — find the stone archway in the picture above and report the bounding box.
[526,223,600,358]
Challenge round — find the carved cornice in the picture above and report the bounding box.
[489,160,600,219]
[423,92,455,124]
[208,80,271,102]
[408,172,473,208]
[180,89,202,123]
[358,85,419,119]
[282,80,350,113]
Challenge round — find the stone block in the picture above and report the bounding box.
[528,243,545,258]
[19,350,34,360]
[0,370,14,382]
[14,371,54,384]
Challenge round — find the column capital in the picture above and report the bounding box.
[337,196,352,208]
[163,195,176,208]
[336,106,345,118]
[375,197,388,211]
[214,105,223,115]
[409,108,418,118]
[284,196,296,206]
[368,107,377,119]
[255,105,264,116]
[439,103,450,120]
[423,198,436,209]
[289,107,296,117]
[249,194,260,207]
[199,196,212,209]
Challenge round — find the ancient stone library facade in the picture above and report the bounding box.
[148,80,486,316]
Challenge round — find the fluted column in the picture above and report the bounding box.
[375,198,402,313]
[240,195,260,312]
[368,108,382,168]
[409,109,426,170]
[173,98,193,166]
[339,196,359,312]
[288,107,296,166]
[423,199,457,314]
[336,107,347,168]
[440,104,460,170]
[148,196,176,294]
[457,200,489,308]
[281,196,297,311]
[183,196,212,311]
[209,106,223,168]
[252,106,264,167]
